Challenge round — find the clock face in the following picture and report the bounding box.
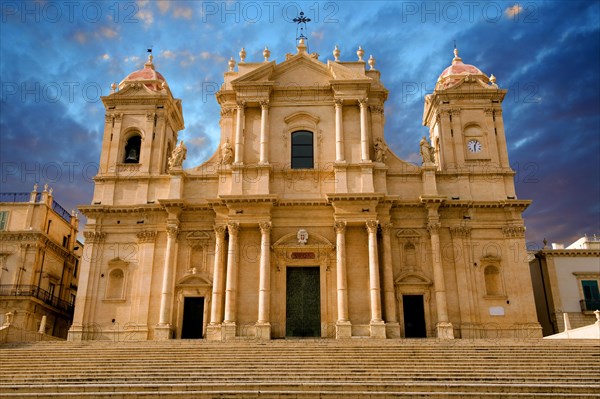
[467,139,482,153]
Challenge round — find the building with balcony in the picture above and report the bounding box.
[0,185,81,339]
[529,235,600,336]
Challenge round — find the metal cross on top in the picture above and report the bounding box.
[293,11,311,52]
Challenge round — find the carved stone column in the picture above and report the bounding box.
[334,99,345,163]
[68,231,106,341]
[207,225,226,340]
[366,220,385,338]
[427,218,454,339]
[234,101,245,164]
[359,98,370,161]
[381,222,400,337]
[134,230,157,334]
[155,222,179,340]
[256,222,272,339]
[223,222,240,340]
[259,100,269,164]
[334,220,351,338]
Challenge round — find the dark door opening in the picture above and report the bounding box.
[403,295,427,338]
[286,267,320,337]
[181,297,204,339]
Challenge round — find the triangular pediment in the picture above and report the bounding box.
[271,54,333,86]
[231,61,276,85]
[395,272,432,286]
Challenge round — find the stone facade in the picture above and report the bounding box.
[530,236,600,335]
[68,43,541,341]
[0,185,81,339]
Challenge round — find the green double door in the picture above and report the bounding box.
[286,267,321,337]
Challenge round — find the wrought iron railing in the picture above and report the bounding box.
[0,285,74,314]
[0,192,71,223]
[580,299,600,312]
[51,201,72,223]
[0,192,32,203]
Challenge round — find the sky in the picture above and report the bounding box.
[0,0,599,249]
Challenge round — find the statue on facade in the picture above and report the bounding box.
[419,136,435,164]
[220,139,234,165]
[374,137,388,163]
[168,140,187,170]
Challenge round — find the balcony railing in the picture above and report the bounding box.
[0,192,32,203]
[580,299,600,312]
[52,201,72,223]
[0,285,74,314]
[0,192,71,223]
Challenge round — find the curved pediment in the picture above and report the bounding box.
[395,272,432,286]
[272,231,334,249]
[176,272,212,287]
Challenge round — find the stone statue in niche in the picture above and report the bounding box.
[220,138,234,165]
[419,136,435,164]
[168,140,187,170]
[374,137,388,163]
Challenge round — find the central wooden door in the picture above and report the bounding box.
[286,267,320,337]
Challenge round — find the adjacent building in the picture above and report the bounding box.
[0,185,81,339]
[530,235,600,336]
[69,41,542,341]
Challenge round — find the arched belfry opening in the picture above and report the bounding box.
[124,135,141,163]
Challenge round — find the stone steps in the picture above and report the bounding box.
[1,339,598,398]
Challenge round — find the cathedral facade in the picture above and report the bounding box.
[68,41,542,341]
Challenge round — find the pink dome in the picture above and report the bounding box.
[118,54,167,91]
[436,49,487,89]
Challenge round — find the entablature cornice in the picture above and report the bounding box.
[215,195,278,205]
[541,249,600,258]
[0,231,78,262]
[326,193,385,203]
[275,200,328,207]
[78,204,164,218]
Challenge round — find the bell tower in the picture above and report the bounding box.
[93,53,184,205]
[422,48,514,199]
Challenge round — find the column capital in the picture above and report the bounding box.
[227,222,240,237]
[381,222,393,234]
[166,224,179,238]
[369,104,384,115]
[334,220,347,234]
[365,220,379,233]
[358,97,369,108]
[450,225,471,238]
[214,224,227,238]
[137,230,157,243]
[83,231,106,244]
[427,221,441,235]
[334,98,344,108]
[236,100,246,109]
[259,221,271,234]
[259,99,270,109]
[220,107,235,117]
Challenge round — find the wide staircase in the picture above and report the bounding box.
[1,339,599,398]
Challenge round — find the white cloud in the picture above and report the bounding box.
[157,0,170,14]
[102,54,110,60]
[73,32,87,44]
[311,31,324,40]
[162,50,176,59]
[173,7,193,19]
[505,4,523,18]
[100,27,118,39]
[137,9,154,25]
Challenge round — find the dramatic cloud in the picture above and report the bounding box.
[0,0,598,247]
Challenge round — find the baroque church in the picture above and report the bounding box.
[68,40,542,341]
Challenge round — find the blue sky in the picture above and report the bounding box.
[1,0,599,248]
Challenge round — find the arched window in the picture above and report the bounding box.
[484,265,502,296]
[291,131,313,169]
[106,268,125,299]
[124,135,141,163]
